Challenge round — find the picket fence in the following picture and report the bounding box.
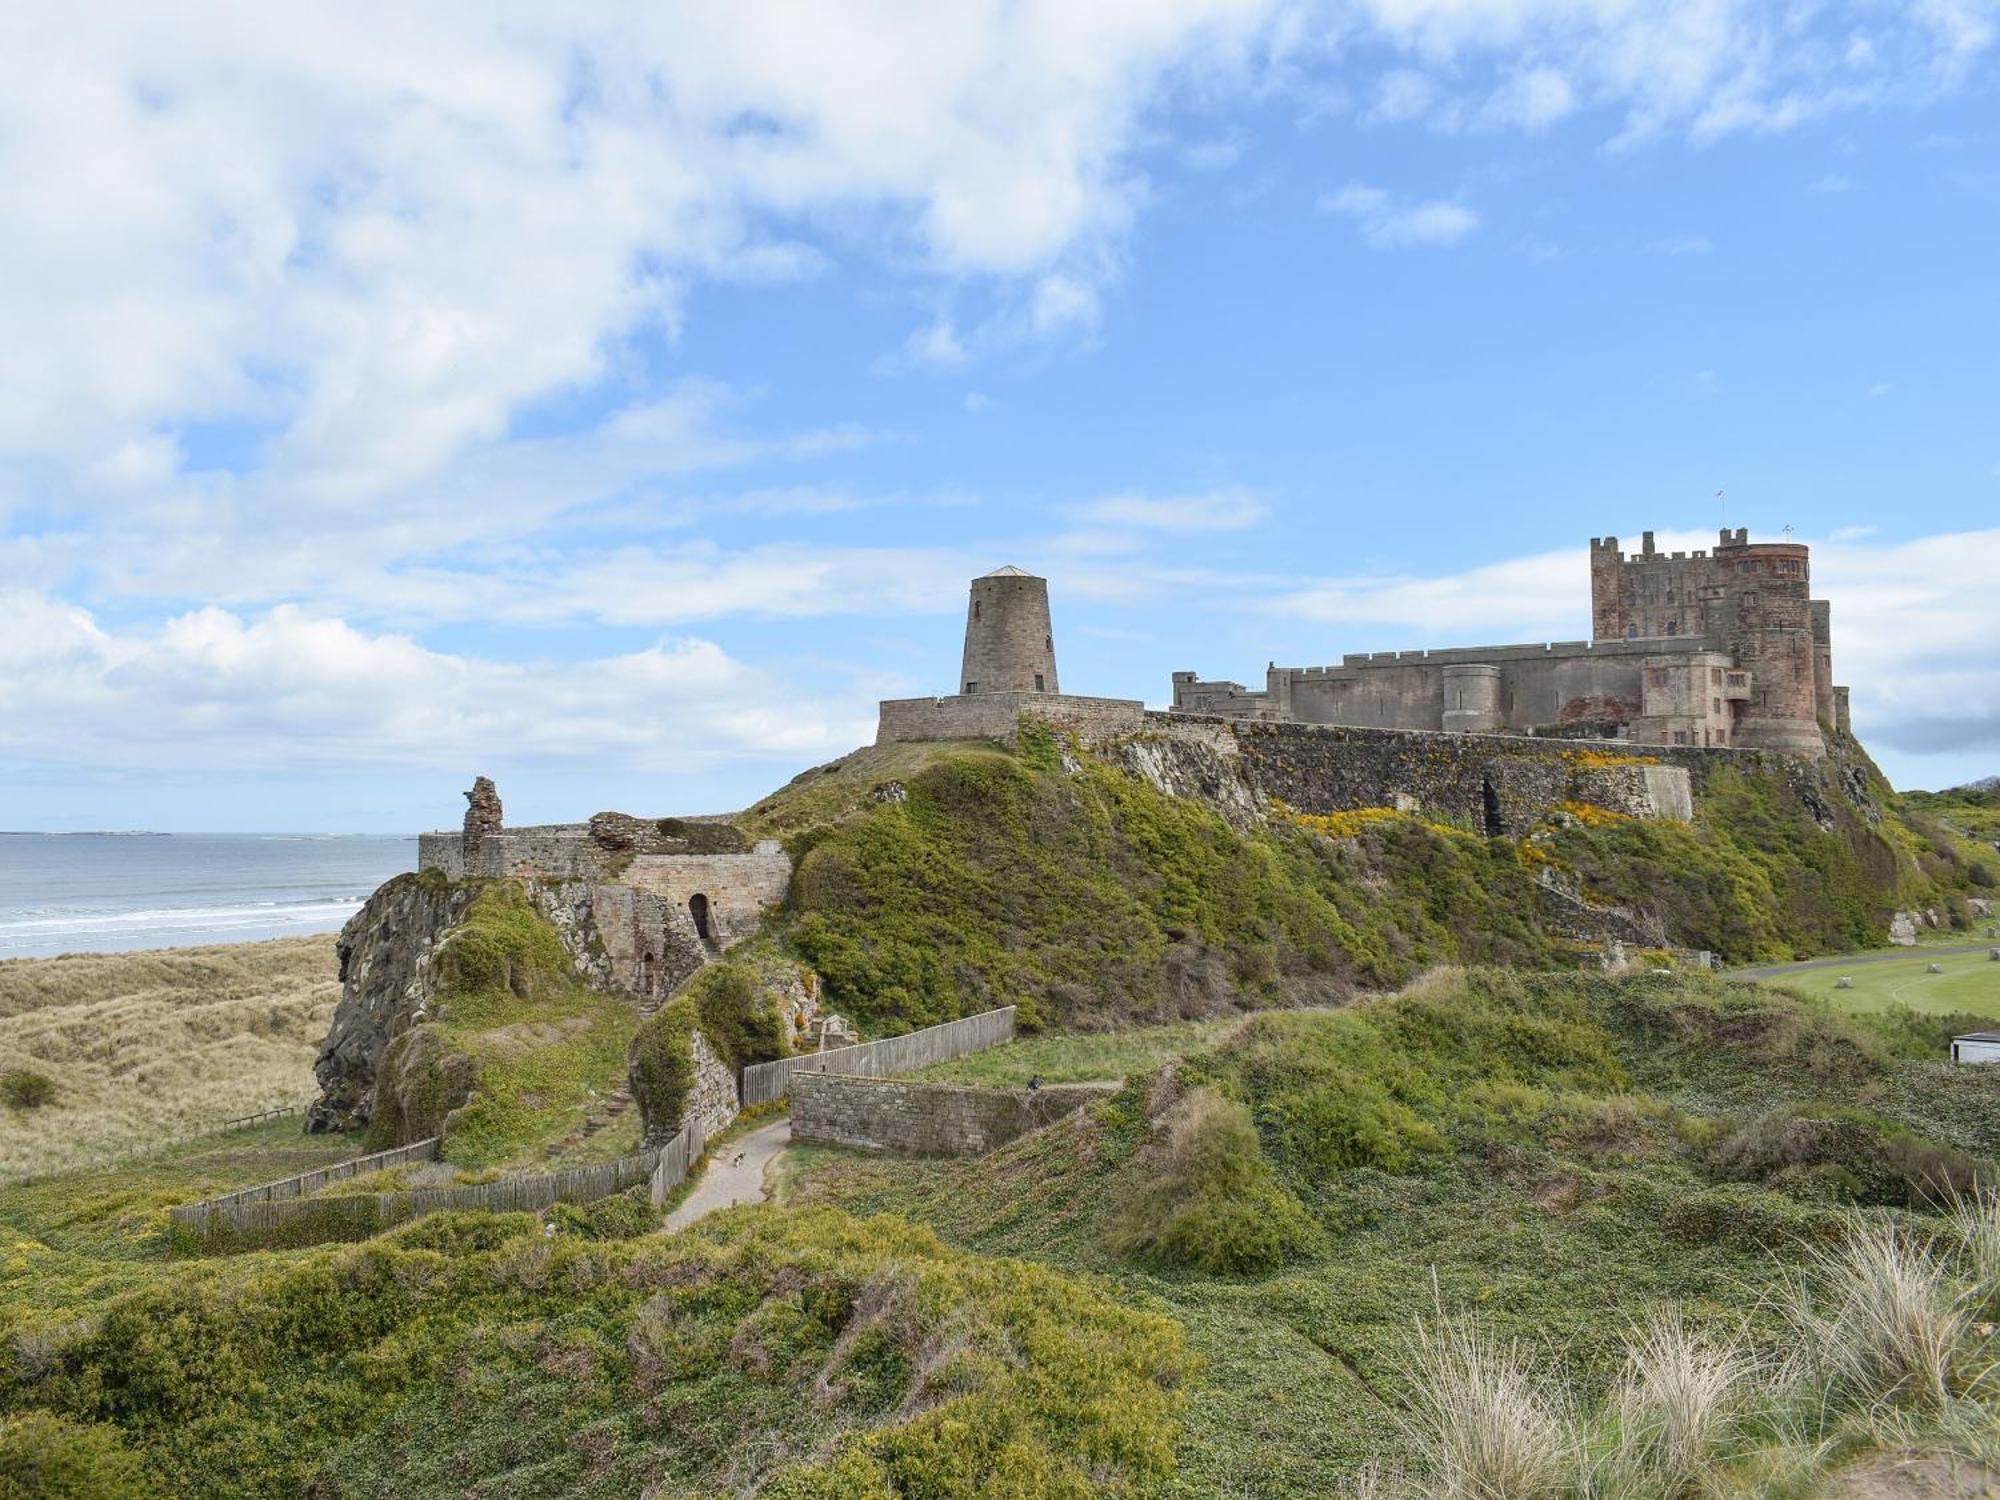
[172,1115,710,1249]
[740,1005,1016,1106]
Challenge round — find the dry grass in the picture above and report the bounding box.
[1593,1314,1758,1497]
[1396,1316,1579,1500]
[1375,1208,2000,1500]
[0,936,337,1181]
[1785,1219,1977,1413]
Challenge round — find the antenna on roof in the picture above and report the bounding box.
[1781,523,1795,540]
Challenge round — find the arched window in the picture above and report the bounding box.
[689,893,714,942]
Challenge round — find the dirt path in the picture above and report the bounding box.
[1732,943,1996,982]
[664,1117,791,1232]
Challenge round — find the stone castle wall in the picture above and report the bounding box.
[1176,531,1840,758]
[876,691,1146,747]
[791,1071,1117,1156]
[1145,716,1706,835]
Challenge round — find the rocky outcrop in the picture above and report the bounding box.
[309,873,479,1133]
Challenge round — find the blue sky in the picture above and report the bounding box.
[1,3,1996,831]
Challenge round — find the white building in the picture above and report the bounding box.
[1949,1031,2000,1065]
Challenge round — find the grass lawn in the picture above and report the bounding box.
[1763,949,2000,1016]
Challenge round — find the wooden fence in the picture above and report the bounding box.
[176,1136,442,1217]
[220,1104,305,1131]
[740,1006,1016,1106]
[171,1112,716,1250]
[649,1115,707,1206]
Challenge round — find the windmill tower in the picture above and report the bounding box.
[958,566,1059,695]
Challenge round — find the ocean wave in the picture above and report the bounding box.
[0,897,364,950]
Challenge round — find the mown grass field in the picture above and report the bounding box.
[1768,949,2000,1016]
[0,937,338,1182]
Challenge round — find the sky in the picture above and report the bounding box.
[1,1,1996,832]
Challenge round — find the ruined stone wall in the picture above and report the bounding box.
[876,691,1147,747]
[790,1072,1116,1156]
[418,824,616,882]
[619,844,793,948]
[682,1030,740,1140]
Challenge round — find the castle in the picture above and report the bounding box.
[1172,529,1847,758]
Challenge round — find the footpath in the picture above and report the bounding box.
[664,1116,791,1231]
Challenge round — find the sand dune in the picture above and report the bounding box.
[0,936,338,1180]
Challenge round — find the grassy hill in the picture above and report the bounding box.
[786,968,2000,1495]
[5,728,1997,1495]
[748,731,1985,1037]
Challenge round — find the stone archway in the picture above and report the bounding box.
[689,893,714,943]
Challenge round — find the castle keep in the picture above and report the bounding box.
[1172,529,1847,758]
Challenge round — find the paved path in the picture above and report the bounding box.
[1732,943,1997,982]
[664,1117,790,1232]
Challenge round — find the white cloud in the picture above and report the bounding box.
[0,591,873,774]
[1489,65,1576,129]
[897,318,972,369]
[0,1,1285,485]
[1070,489,1269,532]
[1322,181,1481,247]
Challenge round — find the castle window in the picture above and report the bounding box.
[689,893,714,943]
[1712,698,1721,714]
[1626,625,1638,640]
[1034,673,1045,691]
[1045,635,1052,652]
[1665,619,1678,636]
[1674,731,1689,745]
[965,681,977,693]
[1711,668,1722,684]
[973,601,981,621]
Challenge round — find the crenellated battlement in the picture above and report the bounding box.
[1178,529,1843,757]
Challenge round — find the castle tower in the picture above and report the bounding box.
[959,566,1059,695]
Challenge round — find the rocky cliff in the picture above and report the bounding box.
[308,872,479,1133]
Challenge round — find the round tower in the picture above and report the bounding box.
[1717,540,1823,756]
[959,566,1059,695]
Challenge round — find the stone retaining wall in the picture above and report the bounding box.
[792,1073,1117,1156]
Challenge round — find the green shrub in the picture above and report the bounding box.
[785,746,1550,1034]
[0,1070,56,1110]
[0,1412,154,1499]
[685,959,792,1074]
[627,992,698,1136]
[355,884,640,1167]
[1109,1084,1317,1275]
[432,885,571,1006]
[1711,1105,1989,1207]
[9,1207,1191,1499]
[546,1183,658,1239]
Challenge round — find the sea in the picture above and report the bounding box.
[0,833,418,961]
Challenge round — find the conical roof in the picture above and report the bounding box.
[981,564,1035,577]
